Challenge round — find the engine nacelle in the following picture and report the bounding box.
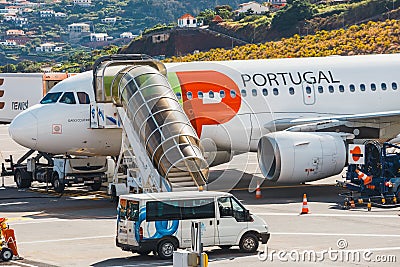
[203,151,233,167]
[257,132,346,183]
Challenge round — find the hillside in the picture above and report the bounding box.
[164,19,400,62]
[119,28,248,57]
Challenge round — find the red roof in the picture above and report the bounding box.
[179,13,195,20]
[212,15,223,23]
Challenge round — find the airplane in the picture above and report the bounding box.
[8,53,400,184]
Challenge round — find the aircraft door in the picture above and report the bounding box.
[302,82,316,105]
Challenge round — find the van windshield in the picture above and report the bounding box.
[40,92,62,104]
[118,199,139,221]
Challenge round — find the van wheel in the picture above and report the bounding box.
[15,169,31,189]
[157,239,176,260]
[239,233,259,253]
[52,173,64,193]
[1,247,13,261]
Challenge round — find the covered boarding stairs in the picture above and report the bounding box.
[91,55,208,192]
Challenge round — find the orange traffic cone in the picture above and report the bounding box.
[255,183,262,199]
[300,193,309,214]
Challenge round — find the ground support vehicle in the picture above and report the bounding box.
[338,142,400,209]
[116,191,270,259]
[2,150,108,193]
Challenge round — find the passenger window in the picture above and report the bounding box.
[360,84,366,91]
[262,88,268,96]
[40,92,62,104]
[209,91,214,98]
[371,83,376,91]
[176,92,182,100]
[339,85,344,92]
[349,84,355,92]
[381,83,387,90]
[289,87,295,95]
[318,86,323,93]
[252,89,257,96]
[220,90,225,98]
[59,92,76,104]
[230,90,236,98]
[187,91,193,100]
[328,85,334,93]
[198,91,203,99]
[306,86,311,94]
[77,92,90,104]
[241,89,247,97]
[273,88,279,96]
[392,82,398,90]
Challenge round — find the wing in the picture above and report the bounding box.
[265,110,400,141]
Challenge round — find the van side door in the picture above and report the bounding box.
[179,198,216,247]
[216,197,248,245]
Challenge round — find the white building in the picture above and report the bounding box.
[236,1,270,14]
[101,17,116,24]
[0,40,17,46]
[73,0,92,6]
[90,33,108,42]
[54,12,67,17]
[36,43,62,52]
[177,14,198,28]
[68,23,91,32]
[120,32,136,39]
[40,10,54,17]
[265,0,286,5]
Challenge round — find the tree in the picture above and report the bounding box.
[197,9,216,25]
[272,0,316,31]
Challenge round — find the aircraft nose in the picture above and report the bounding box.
[9,110,38,150]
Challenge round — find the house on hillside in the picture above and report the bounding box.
[68,23,91,33]
[235,1,270,14]
[73,0,92,6]
[36,42,63,52]
[265,0,286,5]
[6,29,24,36]
[90,33,109,42]
[178,14,198,28]
[101,17,116,24]
[212,15,224,23]
[40,10,54,17]
[120,32,136,39]
[68,23,91,43]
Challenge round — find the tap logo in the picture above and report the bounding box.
[0,78,4,109]
[169,71,241,136]
[348,144,365,164]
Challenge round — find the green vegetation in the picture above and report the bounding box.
[164,19,400,62]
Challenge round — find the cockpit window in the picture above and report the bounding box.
[77,92,90,104]
[59,92,76,104]
[40,92,62,104]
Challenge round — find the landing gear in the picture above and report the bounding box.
[52,172,64,193]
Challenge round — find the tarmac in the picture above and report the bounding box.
[1,124,400,266]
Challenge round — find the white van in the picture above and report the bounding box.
[116,191,270,259]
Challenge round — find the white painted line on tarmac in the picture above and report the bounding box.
[0,201,28,206]
[256,212,400,218]
[10,261,38,267]
[18,235,115,244]
[273,232,400,238]
[11,218,114,225]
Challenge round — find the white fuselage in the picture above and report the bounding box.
[9,54,400,156]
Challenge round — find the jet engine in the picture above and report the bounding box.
[203,151,233,167]
[257,131,346,183]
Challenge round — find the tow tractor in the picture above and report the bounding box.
[338,142,400,209]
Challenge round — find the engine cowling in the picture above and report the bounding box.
[257,131,346,184]
[203,151,233,167]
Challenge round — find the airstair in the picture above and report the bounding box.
[90,55,208,194]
